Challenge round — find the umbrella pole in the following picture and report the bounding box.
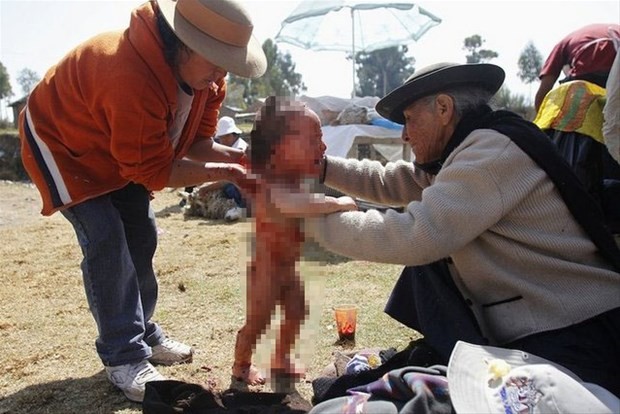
[351,8,356,98]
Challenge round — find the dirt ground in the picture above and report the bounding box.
[0,180,410,414]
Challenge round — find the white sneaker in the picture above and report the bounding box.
[224,206,243,222]
[149,338,194,366]
[105,360,165,403]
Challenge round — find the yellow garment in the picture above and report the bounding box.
[533,80,607,143]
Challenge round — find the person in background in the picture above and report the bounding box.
[214,116,250,221]
[534,24,620,238]
[534,23,620,111]
[18,0,266,403]
[215,116,248,151]
[304,62,620,396]
[232,96,357,388]
[182,116,250,221]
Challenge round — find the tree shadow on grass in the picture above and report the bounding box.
[0,371,138,414]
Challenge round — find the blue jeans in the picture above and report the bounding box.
[222,183,246,208]
[61,183,164,366]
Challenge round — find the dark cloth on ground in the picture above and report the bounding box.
[311,339,443,405]
[309,366,453,414]
[143,380,311,413]
[379,348,398,363]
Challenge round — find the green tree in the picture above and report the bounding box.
[0,61,13,102]
[494,85,534,119]
[227,39,306,108]
[356,46,414,97]
[0,62,14,123]
[16,68,40,95]
[517,41,543,84]
[463,35,498,63]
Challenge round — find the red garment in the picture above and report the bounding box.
[539,23,620,80]
[19,1,226,215]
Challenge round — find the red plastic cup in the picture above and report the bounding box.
[334,305,357,342]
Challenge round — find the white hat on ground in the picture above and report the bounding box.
[447,340,619,414]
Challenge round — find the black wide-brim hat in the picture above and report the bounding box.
[376,62,505,124]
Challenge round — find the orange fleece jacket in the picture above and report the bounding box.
[19,1,226,215]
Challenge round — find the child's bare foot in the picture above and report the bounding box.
[270,357,306,380]
[232,362,265,385]
[269,362,305,394]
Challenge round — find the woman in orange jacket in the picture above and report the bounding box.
[18,0,266,403]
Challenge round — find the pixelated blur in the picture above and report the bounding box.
[232,95,331,392]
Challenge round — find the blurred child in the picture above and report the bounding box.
[232,96,357,386]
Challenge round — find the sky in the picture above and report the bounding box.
[1,0,619,120]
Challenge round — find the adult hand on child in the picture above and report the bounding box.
[229,164,259,199]
[329,196,358,212]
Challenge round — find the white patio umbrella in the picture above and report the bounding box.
[274,0,441,97]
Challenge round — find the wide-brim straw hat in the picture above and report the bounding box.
[376,62,505,124]
[157,0,267,78]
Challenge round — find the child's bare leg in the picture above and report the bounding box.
[232,262,275,385]
[234,264,259,367]
[233,325,268,385]
[233,316,271,385]
[272,277,308,378]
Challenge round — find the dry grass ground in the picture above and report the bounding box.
[0,180,418,414]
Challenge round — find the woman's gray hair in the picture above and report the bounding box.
[422,86,494,117]
[444,86,494,117]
